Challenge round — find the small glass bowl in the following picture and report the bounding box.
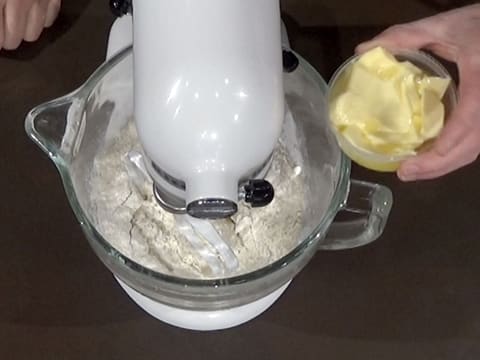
[328,49,458,172]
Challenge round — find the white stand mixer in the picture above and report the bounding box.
[110,0,292,219]
[107,0,298,330]
[25,0,392,334]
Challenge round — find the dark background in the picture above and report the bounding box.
[0,1,479,359]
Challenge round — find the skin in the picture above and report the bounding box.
[357,4,480,181]
[0,0,61,50]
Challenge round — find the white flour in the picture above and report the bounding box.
[89,120,306,279]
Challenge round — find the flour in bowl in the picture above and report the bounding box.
[89,119,306,279]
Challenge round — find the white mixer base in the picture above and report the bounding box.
[115,277,291,331]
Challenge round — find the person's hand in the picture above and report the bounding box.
[356,4,480,181]
[0,0,61,50]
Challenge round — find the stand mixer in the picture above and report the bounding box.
[110,0,293,219]
[25,0,393,331]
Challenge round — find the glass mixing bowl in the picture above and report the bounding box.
[25,46,392,314]
[328,49,458,172]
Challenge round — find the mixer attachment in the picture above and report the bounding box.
[150,159,275,218]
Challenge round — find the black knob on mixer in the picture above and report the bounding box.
[283,50,299,73]
[244,180,275,208]
[110,0,132,17]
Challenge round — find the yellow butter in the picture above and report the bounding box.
[330,47,450,158]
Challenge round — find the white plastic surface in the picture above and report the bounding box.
[106,15,132,61]
[106,14,291,60]
[116,277,291,331]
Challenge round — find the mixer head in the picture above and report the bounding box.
[112,0,299,219]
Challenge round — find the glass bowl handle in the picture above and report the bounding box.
[318,180,393,250]
[25,94,81,162]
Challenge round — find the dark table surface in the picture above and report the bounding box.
[1,1,479,359]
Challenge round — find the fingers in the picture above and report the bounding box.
[45,0,61,28]
[397,57,480,181]
[3,0,29,50]
[24,0,60,42]
[397,132,480,181]
[398,58,480,181]
[24,1,46,42]
[434,57,480,155]
[0,0,61,50]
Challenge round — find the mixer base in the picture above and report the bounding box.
[115,277,291,331]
